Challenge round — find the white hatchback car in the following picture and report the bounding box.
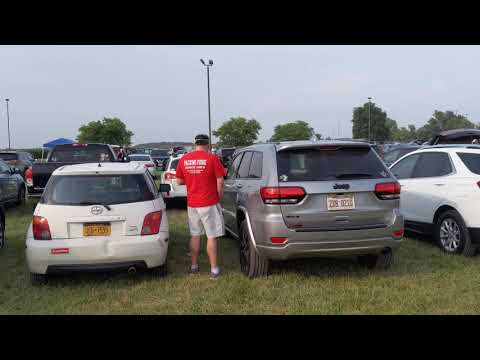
[161,155,187,201]
[389,145,480,256]
[26,162,171,285]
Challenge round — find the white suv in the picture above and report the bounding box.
[389,145,480,256]
[26,162,171,285]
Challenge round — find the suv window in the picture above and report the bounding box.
[248,152,263,179]
[0,160,10,173]
[49,145,114,162]
[457,152,480,175]
[237,152,253,179]
[413,152,452,178]
[390,154,420,179]
[276,146,389,182]
[227,153,244,178]
[40,174,155,205]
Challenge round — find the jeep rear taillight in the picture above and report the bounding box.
[260,187,306,205]
[25,167,33,186]
[141,211,162,235]
[32,216,52,240]
[375,182,401,200]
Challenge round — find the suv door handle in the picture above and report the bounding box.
[434,183,445,186]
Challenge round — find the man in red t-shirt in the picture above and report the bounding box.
[175,134,227,279]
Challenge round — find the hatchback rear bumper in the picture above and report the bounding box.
[46,261,147,274]
[26,232,168,275]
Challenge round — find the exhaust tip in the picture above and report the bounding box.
[127,266,137,274]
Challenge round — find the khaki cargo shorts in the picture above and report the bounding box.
[187,203,225,238]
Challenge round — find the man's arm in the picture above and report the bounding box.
[217,176,224,202]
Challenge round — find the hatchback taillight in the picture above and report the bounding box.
[144,163,154,168]
[25,167,33,186]
[260,187,306,204]
[141,211,162,235]
[164,172,176,181]
[32,216,52,240]
[477,181,480,189]
[375,182,401,200]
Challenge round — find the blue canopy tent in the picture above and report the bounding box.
[41,138,76,159]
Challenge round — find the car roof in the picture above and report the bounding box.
[275,140,370,152]
[437,128,480,136]
[53,162,146,176]
[406,145,480,155]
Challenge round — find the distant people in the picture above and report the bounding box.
[175,134,226,279]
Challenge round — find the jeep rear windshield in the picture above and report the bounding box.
[276,146,389,182]
[40,174,155,205]
[48,145,114,163]
[458,153,480,175]
[151,150,169,157]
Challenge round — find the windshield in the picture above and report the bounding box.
[49,145,114,162]
[129,155,151,161]
[276,147,389,182]
[0,153,18,161]
[151,150,169,157]
[41,174,155,205]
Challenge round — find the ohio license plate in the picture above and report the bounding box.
[83,223,111,237]
[327,194,355,211]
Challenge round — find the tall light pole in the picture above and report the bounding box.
[200,59,214,149]
[5,98,11,150]
[367,97,372,142]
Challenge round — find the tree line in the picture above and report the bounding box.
[75,104,480,148]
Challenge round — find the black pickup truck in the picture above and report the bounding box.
[26,143,118,195]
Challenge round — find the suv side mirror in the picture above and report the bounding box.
[158,184,171,193]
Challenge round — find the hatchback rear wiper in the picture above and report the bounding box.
[78,202,111,211]
[335,172,373,179]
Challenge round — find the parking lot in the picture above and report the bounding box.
[1,199,480,314]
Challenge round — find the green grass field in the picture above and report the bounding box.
[1,200,480,314]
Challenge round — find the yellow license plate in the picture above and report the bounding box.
[83,223,111,237]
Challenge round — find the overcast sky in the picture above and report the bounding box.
[1,45,480,148]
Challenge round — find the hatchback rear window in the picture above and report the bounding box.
[458,153,480,175]
[40,174,155,205]
[0,153,18,161]
[276,146,389,182]
[169,160,179,170]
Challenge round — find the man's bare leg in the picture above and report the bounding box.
[207,237,218,271]
[190,235,201,268]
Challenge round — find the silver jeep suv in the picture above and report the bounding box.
[222,140,404,278]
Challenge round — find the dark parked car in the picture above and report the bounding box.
[26,143,118,195]
[382,145,420,167]
[0,159,26,208]
[150,148,170,170]
[428,128,480,145]
[0,206,4,249]
[0,151,34,178]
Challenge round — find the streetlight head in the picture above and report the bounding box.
[5,98,9,102]
[200,59,205,65]
[209,60,213,65]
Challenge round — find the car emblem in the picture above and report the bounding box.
[91,205,103,215]
[333,183,350,190]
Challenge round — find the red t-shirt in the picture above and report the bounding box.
[175,150,227,208]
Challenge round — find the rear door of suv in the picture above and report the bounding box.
[275,144,398,231]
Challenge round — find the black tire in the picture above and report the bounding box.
[239,220,269,278]
[358,249,393,270]
[16,186,26,206]
[151,261,168,277]
[31,273,47,286]
[435,209,475,257]
[0,214,5,249]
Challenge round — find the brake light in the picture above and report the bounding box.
[144,163,154,168]
[260,187,306,204]
[32,216,52,240]
[271,237,288,244]
[164,172,176,181]
[141,211,162,235]
[25,167,33,186]
[393,229,404,238]
[72,143,86,147]
[375,182,401,200]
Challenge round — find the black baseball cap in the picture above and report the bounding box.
[194,134,210,145]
